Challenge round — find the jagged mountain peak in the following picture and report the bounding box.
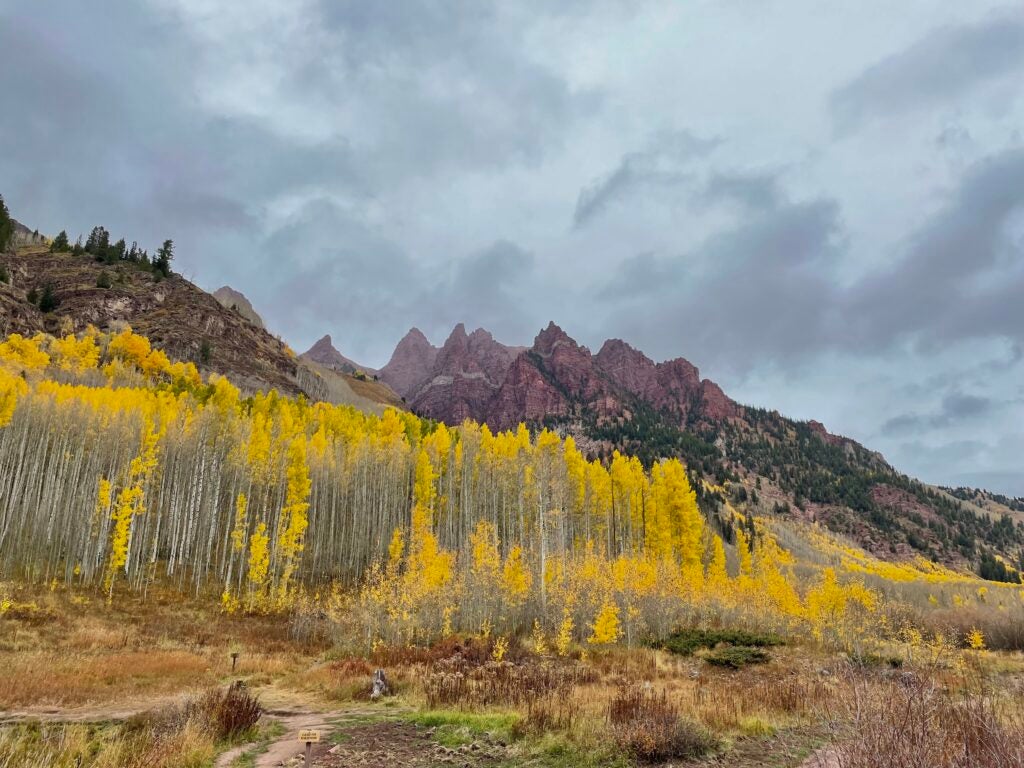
[300,334,373,376]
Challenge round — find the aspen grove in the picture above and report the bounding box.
[3,327,1018,652]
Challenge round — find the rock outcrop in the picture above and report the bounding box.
[213,285,266,329]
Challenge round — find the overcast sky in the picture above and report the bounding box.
[2,1,1023,495]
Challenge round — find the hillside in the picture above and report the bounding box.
[1,243,300,394]
[0,239,400,414]
[374,321,1024,575]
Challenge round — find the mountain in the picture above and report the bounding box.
[391,321,1024,574]
[404,321,737,432]
[212,285,265,329]
[302,334,376,376]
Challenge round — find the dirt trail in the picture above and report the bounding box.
[220,706,508,768]
[242,709,345,768]
[0,694,188,725]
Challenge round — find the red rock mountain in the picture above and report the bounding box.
[378,327,439,399]
[396,321,740,432]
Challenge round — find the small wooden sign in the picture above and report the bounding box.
[298,729,320,743]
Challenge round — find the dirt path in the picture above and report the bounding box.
[220,706,508,768]
[0,694,188,725]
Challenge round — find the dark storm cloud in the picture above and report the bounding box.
[844,147,1024,352]
[695,171,783,212]
[305,1,600,181]
[573,131,720,227]
[831,10,1024,130]
[881,392,996,436]
[598,145,1024,372]
[597,190,843,367]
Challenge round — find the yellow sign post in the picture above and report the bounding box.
[298,729,320,765]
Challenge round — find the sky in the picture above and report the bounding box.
[2,1,1023,495]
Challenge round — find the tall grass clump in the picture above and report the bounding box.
[608,685,715,762]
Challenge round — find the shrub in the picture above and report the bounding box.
[26,286,39,305]
[200,340,213,364]
[656,627,784,656]
[608,686,715,762]
[703,646,771,669]
[187,681,263,741]
[97,271,113,289]
[0,264,8,284]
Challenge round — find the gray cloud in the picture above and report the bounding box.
[573,131,720,227]
[844,147,1024,352]
[696,171,783,212]
[831,10,1024,131]
[596,190,843,368]
[881,392,996,436]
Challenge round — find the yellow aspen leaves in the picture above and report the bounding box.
[3,325,1020,654]
[588,596,622,644]
[555,610,574,655]
[247,522,270,598]
[502,545,532,605]
[967,627,985,650]
[231,493,248,552]
[277,437,312,600]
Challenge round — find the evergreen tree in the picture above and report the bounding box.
[0,195,13,252]
[50,230,70,252]
[39,283,60,313]
[154,239,174,277]
[85,226,110,256]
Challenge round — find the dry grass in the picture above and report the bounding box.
[0,583,310,709]
[3,583,1024,768]
[0,650,212,708]
[826,672,1024,768]
[0,682,261,768]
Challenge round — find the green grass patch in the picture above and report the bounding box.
[496,732,631,768]
[406,710,519,748]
